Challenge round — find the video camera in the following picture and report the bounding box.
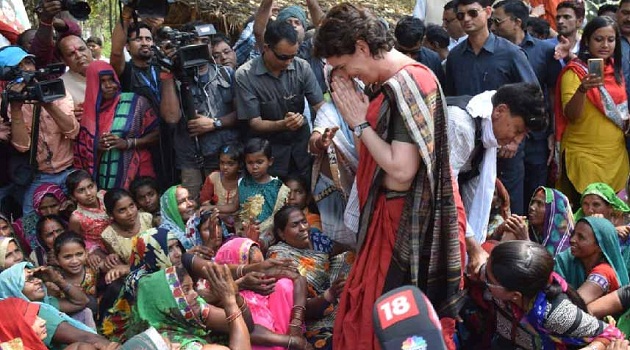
[121,0,173,18]
[153,24,216,71]
[36,0,91,21]
[0,63,66,104]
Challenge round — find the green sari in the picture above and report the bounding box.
[131,266,212,349]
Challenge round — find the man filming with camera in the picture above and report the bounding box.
[0,46,78,215]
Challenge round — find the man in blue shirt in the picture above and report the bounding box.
[491,0,561,213]
[445,0,539,217]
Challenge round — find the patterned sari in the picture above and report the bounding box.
[267,233,354,350]
[74,60,158,190]
[529,187,574,258]
[101,227,180,342]
[132,267,212,349]
[333,64,464,349]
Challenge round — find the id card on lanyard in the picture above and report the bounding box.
[138,65,161,102]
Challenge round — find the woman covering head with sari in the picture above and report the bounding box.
[555,216,629,305]
[100,227,184,342]
[159,185,201,250]
[0,298,48,350]
[555,16,629,204]
[12,183,70,255]
[131,265,252,350]
[0,236,24,271]
[575,182,630,222]
[74,60,159,190]
[0,213,30,258]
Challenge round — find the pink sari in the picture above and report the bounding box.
[214,237,293,350]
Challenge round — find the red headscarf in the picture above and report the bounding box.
[73,60,121,177]
[0,297,47,350]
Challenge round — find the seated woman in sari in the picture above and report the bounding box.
[0,236,24,271]
[0,262,110,349]
[267,205,354,350]
[555,217,629,306]
[30,215,65,267]
[575,182,630,240]
[491,186,574,258]
[74,60,159,191]
[483,240,624,349]
[160,185,202,251]
[215,237,311,349]
[13,183,72,255]
[0,213,31,258]
[0,297,49,350]
[131,265,252,350]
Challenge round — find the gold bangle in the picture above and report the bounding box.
[226,309,243,323]
[236,264,245,279]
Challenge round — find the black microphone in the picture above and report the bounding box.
[373,286,447,350]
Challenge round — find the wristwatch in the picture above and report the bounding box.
[353,122,370,137]
[213,118,223,129]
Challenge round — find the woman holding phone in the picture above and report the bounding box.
[555,16,629,205]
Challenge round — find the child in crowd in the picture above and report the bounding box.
[238,138,290,250]
[66,170,111,270]
[200,144,242,232]
[53,232,99,317]
[285,175,322,231]
[130,176,161,227]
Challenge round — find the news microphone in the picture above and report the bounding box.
[373,286,446,350]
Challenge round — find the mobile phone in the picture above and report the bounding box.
[588,58,604,79]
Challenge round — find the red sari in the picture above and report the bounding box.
[0,298,47,350]
[333,64,464,349]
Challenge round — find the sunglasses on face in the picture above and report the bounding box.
[490,16,511,25]
[270,47,297,61]
[456,8,483,21]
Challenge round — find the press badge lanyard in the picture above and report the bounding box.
[139,66,160,101]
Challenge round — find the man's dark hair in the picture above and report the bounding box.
[394,16,425,48]
[211,32,232,47]
[492,83,546,132]
[527,17,551,39]
[127,22,153,40]
[314,3,394,58]
[620,0,630,6]
[264,20,298,47]
[180,20,205,34]
[16,29,36,50]
[557,1,586,19]
[86,36,102,46]
[425,24,449,49]
[493,0,529,30]
[453,0,492,8]
[444,1,457,11]
[598,4,618,16]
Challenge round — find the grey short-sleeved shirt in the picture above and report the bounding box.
[234,55,324,144]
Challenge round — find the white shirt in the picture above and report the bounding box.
[61,70,86,105]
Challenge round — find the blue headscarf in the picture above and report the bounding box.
[277,6,307,29]
[0,262,95,334]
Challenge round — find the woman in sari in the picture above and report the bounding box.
[267,205,353,349]
[484,240,624,349]
[74,60,159,191]
[555,216,629,306]
[13,183,71,255]
[30,215,65,267]
[491,186,574,258]
[555,16,629,204]
[160,185,202,250]
[313,4,464,349]
[0,236,24,271]
[0,213,30,257]
[0,262,108,349]
[308,65,359,247]
[0,298,48,350]
[131,265,252,350]
[574,183,630,239]
[215,237,310,350]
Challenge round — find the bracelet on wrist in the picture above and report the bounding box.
[287,335,294,349]
[236,264,245,279]
[39,19,53,27]
[577,85,588,93]
[126,139,132,150]
[226,309,243,323]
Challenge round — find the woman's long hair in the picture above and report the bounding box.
[491,240,587,311]
[578,16,623,84]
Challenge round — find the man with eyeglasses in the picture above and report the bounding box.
[443,1,468,50]
[491,0,561,217]
[211,33,237,70]
[235,20,324,181]
[394,16,446,87]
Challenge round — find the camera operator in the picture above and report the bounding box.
[161,27,240,200]
[110,10,177,189]
[29,0,82,68]
[0,46,78,216]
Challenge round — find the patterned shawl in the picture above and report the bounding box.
[0,262,95,334]
[530,187,574,258]
[357,64,463,318]
[159,186,201,250]
[132,267,211,347]
[574,182,630,221]
[555,217,630,289]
